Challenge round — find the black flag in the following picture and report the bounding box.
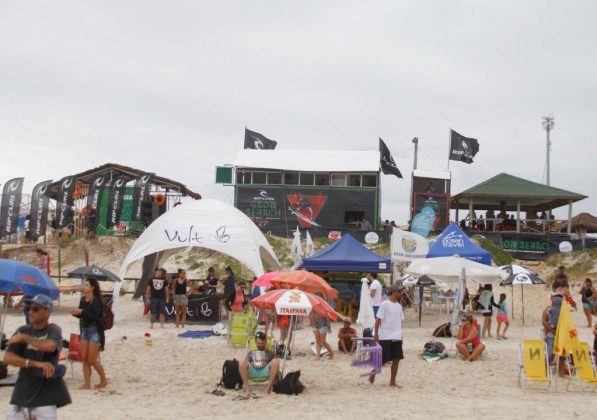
[86,175,107,231]
[244,128,277,150]
[29,180,52,241]
[131,173,154,221]
[449,129,479,164]
[56,176,76,229]
[379,138,403,178]
[107,176,127,229]
[0,177,24,238]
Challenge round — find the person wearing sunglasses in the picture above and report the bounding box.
[4,294,71,419]
[238,332,279,397]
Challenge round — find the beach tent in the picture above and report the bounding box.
[426,222,491,265]
[299,234,391,272]
[114,199,280,320]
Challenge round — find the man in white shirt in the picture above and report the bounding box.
[368,273,383,317]
[370,283,405,387]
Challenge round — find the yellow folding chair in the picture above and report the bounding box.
[567,342,597,390]
[228,312,256,347]
[519,339,551,389]
[246,335,275,352]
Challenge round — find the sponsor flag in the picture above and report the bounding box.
[379,138,403,178]
[449,129,479,164]
[553,299,581,356]
[0,177,25,238]
[305,230,314,257]
[131,173,154,221]
[29,180,52,241]
[107,176,127,229]
[291,226,303,267]
[244,128,277,150]
[86,175,107,212]
[55,176,76,229]
[390,228,429,261]
[410,206,436,238]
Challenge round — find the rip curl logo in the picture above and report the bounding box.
[253,190,274,201]
[250,135,264,149]
[7,180,20,193]
[441,231,465,248]
[94,177,105,188]
[91,267,103,275]
[61,178,72,190]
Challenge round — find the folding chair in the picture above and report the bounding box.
[519,339,551,389]
[228,312,256,347]
[566,342,597,390]
[67,333,83,379]
[245,335,279,387]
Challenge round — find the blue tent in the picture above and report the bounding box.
[300,234,391,272]
[426,222,492,265]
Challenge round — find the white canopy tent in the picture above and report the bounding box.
[114,199,281,320]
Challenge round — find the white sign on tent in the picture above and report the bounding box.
[390,228,429,261]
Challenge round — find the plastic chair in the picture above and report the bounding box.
[518,339,551,389]
[228,312,256,347]
[351,337,382,377]
[67,333,83,378]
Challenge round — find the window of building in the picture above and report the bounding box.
[331,173,346,187]
[300,173,314,185]
[237,171,251,184]
[345,210,364,224]
[267,172,282,185]
[252,171,266,184]
[362,174,377,187]
[284,171,299,185]
[315,173,330,186]
[348,174,361,187]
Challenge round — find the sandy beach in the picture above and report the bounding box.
[1,283,595,420]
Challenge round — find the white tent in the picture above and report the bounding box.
[113,199,281,320]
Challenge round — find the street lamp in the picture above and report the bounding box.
[542,115,555,186]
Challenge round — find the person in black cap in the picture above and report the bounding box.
[4,294,71,419]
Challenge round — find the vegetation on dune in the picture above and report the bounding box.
[474,236,514,266]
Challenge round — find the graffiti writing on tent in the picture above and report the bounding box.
[164,225,230,244]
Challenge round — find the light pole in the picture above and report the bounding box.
[542,115,554,186]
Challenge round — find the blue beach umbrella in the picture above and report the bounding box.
[0,259,59,300]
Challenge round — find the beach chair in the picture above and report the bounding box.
[228,312,256,347]
[351,337,382,377]
[246,335,275,352]
[66,333,83,378]
[518,339,551,389]
[565,342,597,391]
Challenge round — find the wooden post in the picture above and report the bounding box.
[468,199,473,229]
[516,200,521,233]
[567,201,573,235]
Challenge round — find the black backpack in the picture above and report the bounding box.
[101,302,114,331]
[220,359,243,390]
[0,362,7,380]
[273,370,305,395]
[432,322,452,338]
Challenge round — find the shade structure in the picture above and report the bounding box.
[499,264,545,325]
[0,259,59,300]
[252,271,282,288]
[299,234,391,272]
[426,223,491,265]
[400,274,445,287]
[115,199,281,320]
[68,265,121,282]
[406,256,507,284]
[271,271,339,300]
[251,289,338,320]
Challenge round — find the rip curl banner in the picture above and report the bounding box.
[131,173,154,221]
[449,129,479,164]
[56,176,76,229]
[29,180,52,241]
[86,175,107,210]
[107,176,127,229]
[0,177,24,238]
[244,128,277,150]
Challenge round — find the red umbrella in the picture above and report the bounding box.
[271,270,339,300]
[251,289,338,321]
[252,271,282,288]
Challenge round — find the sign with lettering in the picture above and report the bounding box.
[500,233,549,260]
[164,294,221,324]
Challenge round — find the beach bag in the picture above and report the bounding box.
[424,341,445,354]
[100,302,114,331]
[432,322,452,338]
[273,370,305,395]
[220,359,243,390]
[0,362,7,380]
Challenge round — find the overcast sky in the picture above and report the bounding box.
[1,1,595,223]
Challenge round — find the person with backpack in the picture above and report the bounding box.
[71,278,108,389]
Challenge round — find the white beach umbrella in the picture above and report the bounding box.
[356,278,375,330]
[405,256,507,284]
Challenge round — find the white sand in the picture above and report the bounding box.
[1,286,595,420]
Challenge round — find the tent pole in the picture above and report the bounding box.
[281,316,294,376]
[0,293,10,340]
[511,285,514,320]
[521,285,525,326]
[418,285,423,327]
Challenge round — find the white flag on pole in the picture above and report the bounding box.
[305,230,314,257]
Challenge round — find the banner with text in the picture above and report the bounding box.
[56,176,76,229]
[164,294,221,324]
[131,173,154,221]
[29,180,52,241]
[0,177,25,238]
[107,176,127,229]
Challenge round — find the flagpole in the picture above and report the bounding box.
[447,128,451,170]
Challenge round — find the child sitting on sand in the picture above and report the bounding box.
[496,293,509,340]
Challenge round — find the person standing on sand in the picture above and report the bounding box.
[4,294,71,419]
[370,284,404,387]
[173,269,189,328]
[579,278,596,327]
[368,273,383,317]
[71,278,108,389]
[146,268,169,328]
